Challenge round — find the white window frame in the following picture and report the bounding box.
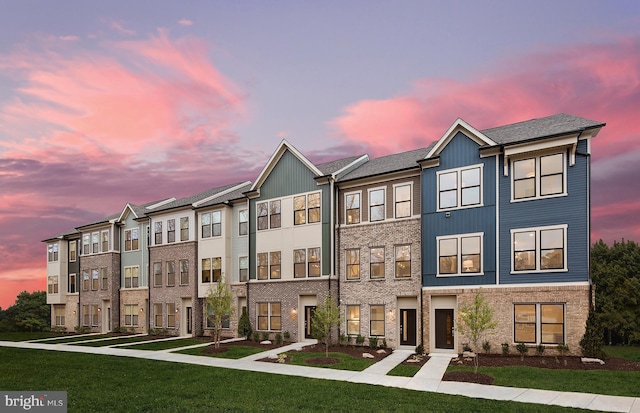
[510,224,568,274]
[124,265,140,288]
[256,302,281,331]
[101,230,109,252]
[514,303,566,345]
[47,243,59,262]
[69,241,76,262]
[510,151,567,202]
[436,232,484,276]
[124,229,140,252]
[436,164,483,211]
[368,187,386,222]
[238,209,248,236]
[124,304,139,326]
[344,191,361,225]
[393,182,413,219]
[48,275,59,294]
[82,234,90,256]
[238,256,248,282]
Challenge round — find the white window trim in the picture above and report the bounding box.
[510,224,568,274]
[367,186,386,223]
[238,255,248,282]
[344,190,362,225]
[101,230,110,252]
[436,164,484,212]
[513,303,566,345]
[69,241,77,262]
[436,232,484,277]
[238,209,248,237]
[256,198,282,231]
[509,151,567,203]
[256,302,281,331]
[123,265,141,289]
[392,182,414,219]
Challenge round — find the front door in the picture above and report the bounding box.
[304,306,316,339]
[186,307,192,335]
[399,309,417,346]
[435,309,454,349]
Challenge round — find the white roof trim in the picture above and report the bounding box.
[424,118,497,159]
[249,139,322,191]
[192,181,252,208]
[146,197,177,210]
[116,203,137,222]
[332,154,369,178]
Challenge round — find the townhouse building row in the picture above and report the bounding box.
[45,113,605,353]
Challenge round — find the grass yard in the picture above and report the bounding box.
[284,351,376,371]
[177,344,267,359]
[604,345,640,362]
[0,332,61,341]
[122,338,209,351]
[34,334,114,344]
[69,335,157,347]
[446,365,639,397]
[387,364,421,377]
[0,347,583,413]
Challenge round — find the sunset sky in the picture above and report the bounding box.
[1,1,639,309]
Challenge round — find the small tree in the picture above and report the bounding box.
[312,296,341,358]
[205,278,235,349]
[237,307,252,339]
[457,290,497,373]
[580,307,605,358]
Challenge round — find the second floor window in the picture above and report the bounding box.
[239,256,248,282]
[167,219,175,243]
[92,232,99,253]
[101,230,109,252]
[91,269,99,290]
[369,189,385,222]
[513,153,565,200]
[294,248,320,278]
[239,209,248,235]
[345,193,360,224]
[167,261,176,286]
[124,266,140,288]
[370,247,385,279]
[201,258,221,283]
[154,222,162,245]
[394,184,412,218]
[201,211,221,238]
[154,262,162,287]
[257,200,281,230]
[270,200,281,228]
[82,234,90,255]
[68,273,76,293]
[438,165,482,210]
[512,225,566,272]
[395,245,411,278]
[100,268,108,290]
[82,271,89,291]
[438,234,482,275]
[179,260,189,285]
[180,217,189,241]
[69,241,76,262]
[257,252,280,280]
[125,229,139,251]
[346,249,360,280]
[47,243,59,262]
[47,276,58,294]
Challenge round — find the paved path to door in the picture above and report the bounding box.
[1,340,638,413]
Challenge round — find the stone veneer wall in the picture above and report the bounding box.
[422,284,590,355]
[80,252,120,332]
[338,218,422,348]
[64,295,79,331]
[120,288,149,334]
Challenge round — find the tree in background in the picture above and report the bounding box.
[591,239,640,345]
[312,296,341,358]
[0,291,49,332]
[457,289,497,374]
[205,279,234,349]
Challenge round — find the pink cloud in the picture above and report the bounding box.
[110,21,136,36]
[178,19,194,26]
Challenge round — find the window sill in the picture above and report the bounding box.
[510,193,567,203]
[436,203,484,213]
[510,269,568,275]
[436,272,484,277]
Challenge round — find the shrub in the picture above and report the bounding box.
[516,342,528,360]
[339,333,348,346]
[356,334,365,345]
[274,333,282,345]
[501,342,510,355]
[415,344,425,355]
[283,331,290,341]
[74,326,91,334]
[261,332,270,342]
[535,344,545,356]
[381,338,387,349]
[237,308,252,338]
[252,332,259,342]
[50,326,66,334]
[580,308,605,358]
[482,340,491,354]
[463,343,472,352]
[368,337,378,348]
[557,343,569,357]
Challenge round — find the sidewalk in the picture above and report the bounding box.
[1,340,638,413]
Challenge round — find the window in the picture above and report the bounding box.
[270,200,281,228]
[370,247,385,279]
[154,222,162,245]
[308,247,320,277]
[101,230,109,252]
[437,165,482,210]
[239,256,248,282]
[167,303,176,328]
[347,305,360,335]
[82,305,89,326]
[345,193,360,224]
[270,251,281,279]
[47,243,59,262]
[54,306,65,326]
[212,257,222,282]
[124,266,140,288]
[294,193,321,225]
[100,268,108,290]
[153,262,162,287]
[514,304,565,344]
[124,304,139,326]
[513,153,565,200]
[91,269,99,290]
[68,273,76,293]
[346,249,360,280]
[48,276,59,294]
[154,303,163,327]
[438,234,483,275]
[206,304,230,329]
[294,249,306,278]
[395,245,411,278]
[239,209,248,236]
[512,225,566,272]
[91,304,99,326]
[180,217,189,241]
[167,261,175,286]
[201,258,221,282]
[201,258,211,283]
[257,202,268,230]
[82,270,89,291]
[92,232,99,253]
[125,229,139,251]
[83,234,90,255]
[394,184,412,218]
[179,260,189,285]
[167,219,175,243]
[201,212,221,238]
[370,305,385,336]
[69,241,76,262]
[257,253,268,280]
[369,188,385,222]
[257,302,281,330]
[308,193,320,223]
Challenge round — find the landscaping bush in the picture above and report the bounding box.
[368,337,378,348]
[415,344,425,355]
[339,333,348,346]
[356,334,365,345]
[501,342,510,355]
[74,326,91,334]
[580,308,605,358]
[237,308,252,338]
[482,340,491,354]
[274,333,282,345]
[516,342,528,360]
[283,331,290,341]
[252,332,259,342]
[261,332,270,342]
[557,343,569,357]
[381,338,387,349]
[50,326,66,334]
[535,344,545,356]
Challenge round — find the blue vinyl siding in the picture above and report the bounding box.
[422,132,497,287]
[498,140,589,284]
[121,213,149,287]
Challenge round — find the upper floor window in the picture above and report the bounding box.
[270,200,281,228]
[179,260,189,285]
[125,229,139,252]
[239,256,248,282]
[83,234,90,255]
[346,249,360,280]
[512,225,566,273]
[92,232,99,253]
[101,230,109,252]
[202,211,221,238]
[257,200,281,230]
[69,241,76,262]
[395,245,411,278]
[369,188,385,222]
[82,270,89,291]
[270,251,281,279]
[257,251,281,280]
[100,268,108,290]
[437,165,482,211]
[294,248,320,278]
[394,184,412,218]
[239,209,248,236]
[154,222,162,245]
[294,192,321,225]
[124,266,140,288]
[153,262,162,287]
[167,261,176,286]
[68,273,76,294]
[201,257,221,283]
[47,275,59,294]
[437,233,483,276]
[47,243,59,262]
[91,269,99,290]
[513,153,565,201]
[167,219,175,243]
[257,202,268,230]
[180,217,189,241]
[370,247,385,279]
[345,192,360,225]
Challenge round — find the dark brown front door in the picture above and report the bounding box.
[400,309,417,346]
[435,309,454,349]
[304,306,316,338]
[186,307,192,335]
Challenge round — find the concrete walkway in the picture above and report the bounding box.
[1,340,638,412]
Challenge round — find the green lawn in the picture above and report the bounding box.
[285,351,376,371]
[604,345,640,362]
[0,347,582,413]
[34,334,114,344]
[0,332,61,341]
[446,365,639,397]
[387,364,421,377]
[122,338,210,351]
[69,335,157,347]
[177,344,267,359]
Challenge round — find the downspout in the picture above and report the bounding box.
[146,221,151,333]
[419,167,424,348]
[333,177,341,337]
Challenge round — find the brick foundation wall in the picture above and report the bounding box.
[79,252,120,332]
[120,289,149,334]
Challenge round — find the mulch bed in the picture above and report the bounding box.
[442,353,640,385]
[399,354,430,367]
[201,338,284,354]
